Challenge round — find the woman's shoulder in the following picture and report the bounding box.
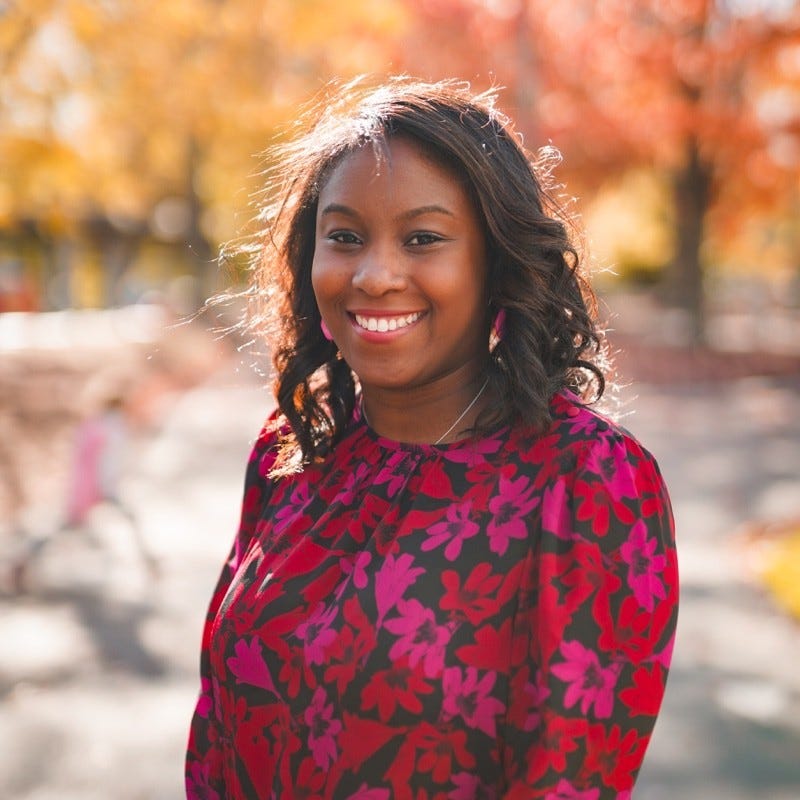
[532,389,665,477]
[245,408,290,482]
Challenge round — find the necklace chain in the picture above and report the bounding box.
[361,377,489,445]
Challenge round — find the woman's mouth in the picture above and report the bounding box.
[352,312,423,333]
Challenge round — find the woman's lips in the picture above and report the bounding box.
[350,311,424,333]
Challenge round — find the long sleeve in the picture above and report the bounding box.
[185,422,278,800]
[501,428,678,799]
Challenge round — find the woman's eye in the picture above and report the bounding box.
[407,232,443,246]
[327,231,361,245]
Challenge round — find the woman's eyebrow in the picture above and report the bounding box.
[397,205,454,221]
[319,203,454,221]
[319,203,359,218]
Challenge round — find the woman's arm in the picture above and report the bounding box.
[185,421,278,799]
[501,430,678,799]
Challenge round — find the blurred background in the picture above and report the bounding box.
[0,0,799,798]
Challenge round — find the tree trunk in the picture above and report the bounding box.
[665,137,712,345]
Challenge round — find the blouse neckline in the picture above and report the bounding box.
[354,403,508,454]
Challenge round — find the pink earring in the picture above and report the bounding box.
[320,319,334,341]
[490,308,506,350]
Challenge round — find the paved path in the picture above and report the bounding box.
[1,358,799,799]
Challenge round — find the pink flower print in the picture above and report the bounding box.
[375,552,425,628]
[487,475,540,555]
[523,670,551,732]
[385,599,451,678]
[551,640,620,718]
[444,433,503,464]
[545,779,600,800]
[653,631,676,669]
[620,519,667,611]
[305,686,342,770]
[449,772,497,800]
[186,761,221,800]
[442,667,506,737]
[374,451,415,497]
[346,784,391,800]
[584,436,637,501]
[195,676,213,718]
[338,461,372,504]
[226,638,278,694]
[340,550,373,590]
[296,602,338,666]
[541,478,574,540]
[273,482,313,532]
[422,500,479,561]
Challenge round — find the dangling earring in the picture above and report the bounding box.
[320,319,333,341]
[490,308,506,351]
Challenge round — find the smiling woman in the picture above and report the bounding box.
[185,78,678,800]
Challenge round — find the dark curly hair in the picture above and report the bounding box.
[244,77,607,471]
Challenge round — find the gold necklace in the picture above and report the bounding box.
[361,377,489,445]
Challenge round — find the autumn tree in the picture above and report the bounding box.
[0,0,408,307]
[395,0,800,342]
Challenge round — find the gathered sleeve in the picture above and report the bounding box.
[185,421,278,799]
[501,428,678,799]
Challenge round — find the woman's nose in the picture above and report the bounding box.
[351,246,406,295]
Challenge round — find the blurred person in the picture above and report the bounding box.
[10,391,158,590]
[186,78,678,799]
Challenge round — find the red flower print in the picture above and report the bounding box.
[551,640,620,718]
[423,500,480,560]
[487,475,540,555]
[619,663,667,716]
[620,520,668,611]
[386,599,452,678]
[187,394,678,798]
[337,713,403,771]
[284,755,325,800]
[524,715,588,783]
[416,457,458,500]
[348,493,393,545]
[305,686,342,769]
[413,724,476,783]
[584,723,647,791]
[440,562,508,625]
[324,602,376,695]
[632,458,668,518]
[361,657,434,721]
[574,477,636,537]
[442,666,505,737]
[600,590,675,662]
[454,618,514,672]
[278,644,316,697]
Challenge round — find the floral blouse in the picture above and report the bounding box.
[186,391,678,800]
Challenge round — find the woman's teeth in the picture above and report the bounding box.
[354,312,422,332]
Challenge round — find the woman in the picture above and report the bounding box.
[186,78,678,799]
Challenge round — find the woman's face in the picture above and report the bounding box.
[311,137,489,395]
